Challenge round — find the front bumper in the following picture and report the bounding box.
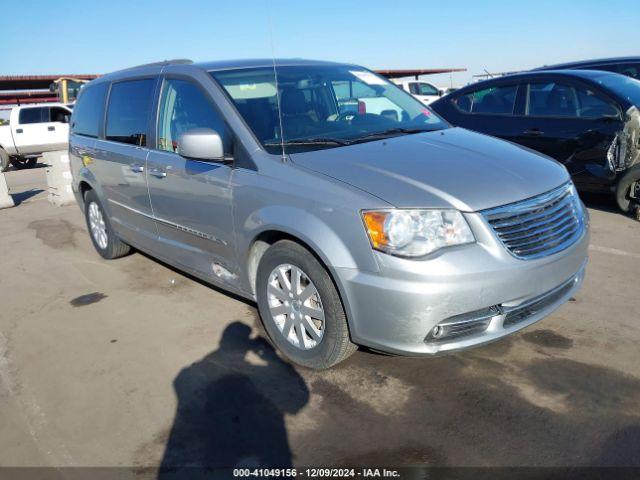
[335,212,589,356]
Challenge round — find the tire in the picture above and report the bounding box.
[615,165,640,213]
[10,157,37,169]
[83,190,131,259]
[0,148,10,172]
[256,240,357,370]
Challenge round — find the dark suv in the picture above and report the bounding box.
[534,56,640,80]
[431,69,640,215]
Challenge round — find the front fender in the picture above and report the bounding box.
[242,205,377,272]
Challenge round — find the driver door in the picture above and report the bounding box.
[146,76,237,281]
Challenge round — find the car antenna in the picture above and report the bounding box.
[266,0,287,162]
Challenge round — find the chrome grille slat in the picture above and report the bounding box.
[501,212,577,243]
[492,196,574,231]
[504,217,578,248]
[488,193,572,228]
[496,203,575,237]
[511,227,579,255]
[482,182,585,260]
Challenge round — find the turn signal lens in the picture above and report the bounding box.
[362,209,475,257]
[362,211,388,248]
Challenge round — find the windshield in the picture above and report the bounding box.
[590,73,640,107]
[211,65,448,154]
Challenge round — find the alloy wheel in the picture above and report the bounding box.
[88,202,108,250]
[267,263,325,350]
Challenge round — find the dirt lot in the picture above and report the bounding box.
[1,167,639,469]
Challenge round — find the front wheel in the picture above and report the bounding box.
[256,240,357,370]
[83,190,131,259]
[615,165,640,214]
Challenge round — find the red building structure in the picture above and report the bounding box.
[0,74,99,105]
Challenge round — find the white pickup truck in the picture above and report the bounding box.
[0,103,72,172]
[392,79,444,105]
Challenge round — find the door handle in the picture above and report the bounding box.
[48,126,55,131]
[523,128,544,137]
[130,164,144,173]
[149,168,167,178]
[16,128,23,134]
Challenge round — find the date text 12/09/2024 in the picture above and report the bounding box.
[233,469,401,478]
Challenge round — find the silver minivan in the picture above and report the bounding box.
[70,59,589,369]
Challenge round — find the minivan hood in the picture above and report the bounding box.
[290,128,570,211]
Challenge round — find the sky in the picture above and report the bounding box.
[2,0,638,86]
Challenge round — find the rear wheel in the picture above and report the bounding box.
[83,190,131,259]
[615,165,640,214]
[0,149,10,172]
[256,240,357,370]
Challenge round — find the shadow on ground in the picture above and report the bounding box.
[151,318,640,473]
[579,191,622,215]
[158,322,308,477]
[10,188,44,205]
[104,238,639,471]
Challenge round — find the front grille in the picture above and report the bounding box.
[482,182,585,260]
[502,275,577,327]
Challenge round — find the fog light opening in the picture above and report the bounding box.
[431,325,445,339]
[425,306,499,343]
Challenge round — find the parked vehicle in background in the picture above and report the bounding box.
[440,86,459,95]
[431,70,640,215]
[70,59,588,369]
[535,57,640,80]
[0,103,72,171]
[392,79,443,104]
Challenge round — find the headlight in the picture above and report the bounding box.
[362,209,475,257]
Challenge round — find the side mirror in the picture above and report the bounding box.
[178,128,226,161]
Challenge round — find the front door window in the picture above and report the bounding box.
[157,79,229,154]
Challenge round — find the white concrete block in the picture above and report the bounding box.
[0,172,14,209]
[43,150,75,206]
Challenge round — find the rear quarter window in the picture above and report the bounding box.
[453,85,517,115]
[105,79,156,146]
[71,83,108,138]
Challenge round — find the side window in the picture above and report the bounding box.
[105,79,155,146]
[453,85,517,115]
[526,82,618,119]
[19,107,47,124]
[157,78,229,154]
[50,107,70,123]
[351,81,377,98]
[617,63,640,80]
[71,83,108,137]
[416,83,439,96]
[579,64,618,74]
[575,88,620,119]
[527,82,579,117]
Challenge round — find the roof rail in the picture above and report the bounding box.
[121,59,193,71]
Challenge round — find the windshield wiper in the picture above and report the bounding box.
[264,137,350,147]
[349,127,436,144]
